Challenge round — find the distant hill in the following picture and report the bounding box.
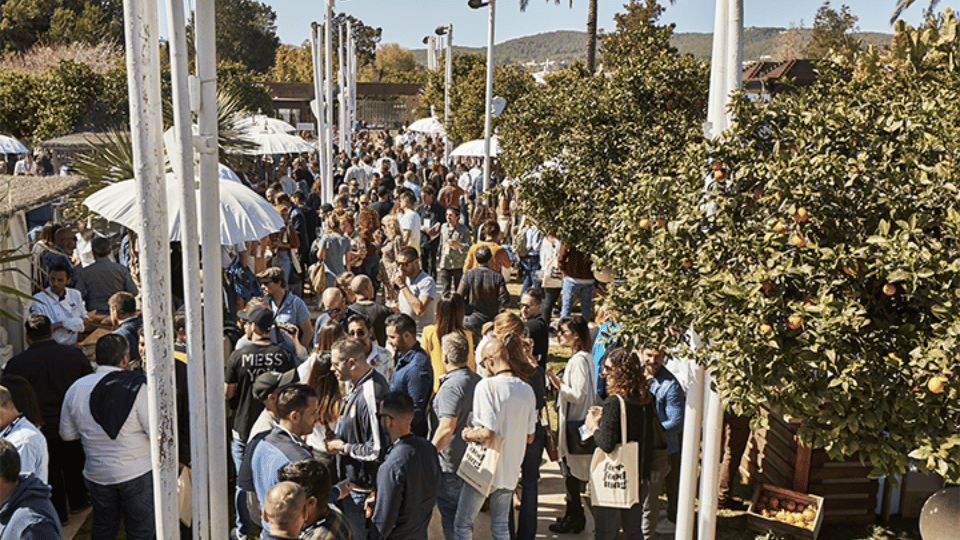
[411,28,894,67]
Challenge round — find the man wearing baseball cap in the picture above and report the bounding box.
[226,305,297,540]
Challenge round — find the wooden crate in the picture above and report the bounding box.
[742,404,879,526]
[747,483,825,540]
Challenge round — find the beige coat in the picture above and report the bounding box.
[556,350,600,481]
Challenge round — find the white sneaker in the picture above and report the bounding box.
[656,518,676,535]
[230,528,248,540]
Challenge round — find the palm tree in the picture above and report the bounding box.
[520,0,673,73]
[892,0,942,23]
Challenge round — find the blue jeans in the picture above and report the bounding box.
[341,490,370,540]
[436,472,464,540]
[455,485,513,540]
[519,255,541,295]
[84,471,155,540]
[560,277,593,321]
[515,424,544,540]
[230,436,250,536]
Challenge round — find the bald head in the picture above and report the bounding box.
[350,275,374,300]
[263,481,307,535]
[322,287,343,308]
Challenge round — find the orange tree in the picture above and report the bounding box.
[501,8,960,481]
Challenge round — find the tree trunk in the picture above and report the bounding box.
[586,0,598,72]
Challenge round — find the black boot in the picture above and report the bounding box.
[548,513,585,534]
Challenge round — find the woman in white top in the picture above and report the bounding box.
[545,315,599,534]
[454,333,538,540]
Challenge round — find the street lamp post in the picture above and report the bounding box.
[468,0,494,192]
[435,24,453,163]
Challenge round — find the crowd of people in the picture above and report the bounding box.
[0,127,751,540]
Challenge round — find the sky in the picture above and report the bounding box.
[254,0,951,49]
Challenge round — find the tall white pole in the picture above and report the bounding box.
[120,0,178,537]
[347,20,356,155]
[676,356,705,540]
[324,0,335,200]
[311,23,326,192]
[444,24,453,164]
[348,21,356,152]
[195,1,229,538]
[481,0,495,193]
[692,2,743,540]
[338,25,347,154]
[163,0,210,537]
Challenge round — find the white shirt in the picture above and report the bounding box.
[473,375,536,490]
[399,271,436,334]
[27,287,87,344]
[398,210,422,253]
[60,366,152,485]
[3,416,48,483]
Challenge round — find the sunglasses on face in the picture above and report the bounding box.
[326,307,342,316]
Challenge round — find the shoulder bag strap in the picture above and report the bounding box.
[618,395,628,446]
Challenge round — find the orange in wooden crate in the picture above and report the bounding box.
[747,483,825,540]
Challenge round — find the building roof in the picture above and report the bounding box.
[0,174,89,214]
[741,59,850,96]
[38,131,121,150]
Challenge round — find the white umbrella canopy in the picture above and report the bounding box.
[236,128,314,155]
[83,173,285,244]
[407,117,446,135]
[451,135,500,158]
[232,114,296,133]
[0,135,28,154]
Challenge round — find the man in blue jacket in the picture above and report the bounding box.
[385,314,433,438]
[0,438,62,539]
[368,391,440,540]
[642,347,685,536]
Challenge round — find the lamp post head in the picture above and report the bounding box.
[423,36,431,44]
[435,26,449,36]
[467,0,489,9]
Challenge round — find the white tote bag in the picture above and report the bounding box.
[589,396,641,509]
[456,433,504,497]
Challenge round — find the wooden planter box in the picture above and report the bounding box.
[747,483,825,540]
[740,404,879,525]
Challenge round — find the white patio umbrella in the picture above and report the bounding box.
[232,114,296,133]
[407,116,446,135]
[236,128,314,155]
[83,173,284,244]
[451,135,499,158]
[0,135,28,154]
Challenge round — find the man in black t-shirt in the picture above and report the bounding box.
[225,305,296,540]
[519,288,549,368]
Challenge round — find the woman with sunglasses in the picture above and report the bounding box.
[584,348,657,540]
[544,315,599,534]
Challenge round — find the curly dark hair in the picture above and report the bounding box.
[603,348,651,404]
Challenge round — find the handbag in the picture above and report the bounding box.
[589,396,641,509]
[566,414,597,455]
[541,407,559,462]
[456,434,504,497]
[456,382,505,496]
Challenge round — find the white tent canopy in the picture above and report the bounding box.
[451,135,499,158]
[83,173,284,244]
[0,135,28,155]
[407,116,446,136]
